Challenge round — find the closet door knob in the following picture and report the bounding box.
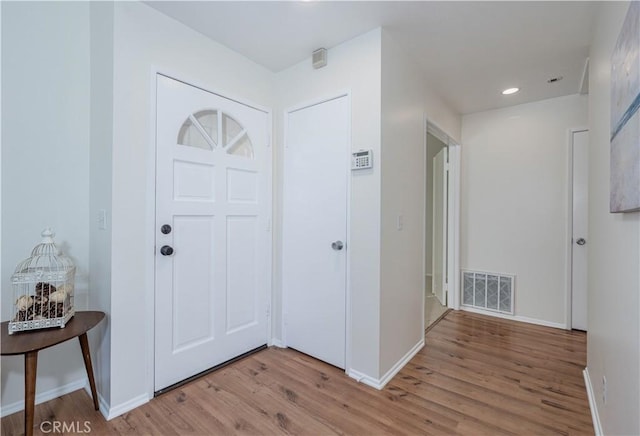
[331,241,344,251]
[160,245,174,256]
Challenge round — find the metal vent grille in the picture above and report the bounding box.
[462,270,514,314]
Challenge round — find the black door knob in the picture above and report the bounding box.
[160,245,174,256]
[161,224,172,234]
[331,241,344,251]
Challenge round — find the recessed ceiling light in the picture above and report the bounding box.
[502,87,520,95]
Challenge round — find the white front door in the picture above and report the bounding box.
[571,129,588,331]
[283,95,349,369]
[155,74,270,391]
[432,147,448,306]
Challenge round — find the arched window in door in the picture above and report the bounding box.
[177,109,254,159]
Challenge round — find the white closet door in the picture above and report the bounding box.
[283,95,349,369]
[571,130,588,331]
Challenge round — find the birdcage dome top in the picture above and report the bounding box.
[13,228,74,278]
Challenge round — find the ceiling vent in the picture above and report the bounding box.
[312,48,327,69]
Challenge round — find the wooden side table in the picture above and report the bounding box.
[1,311,105,436]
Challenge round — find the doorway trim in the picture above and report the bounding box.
[448,142,461,310]
[146,66,273,399]
[423,119,461,316]
[281,90,353,373]
[565,127,589,330]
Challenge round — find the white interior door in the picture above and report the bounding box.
[155,74,270,391]
[432,147,448,306]
[283,95,349,369]
[571,129,588,331]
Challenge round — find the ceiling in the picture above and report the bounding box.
[146,1,597,115]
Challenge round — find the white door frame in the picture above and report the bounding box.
[423,119,461,315]
[565,127,588,330]
[146,67,273,398]
[281,90,352,373]
[448,142,461,310]
[432,147,448,306]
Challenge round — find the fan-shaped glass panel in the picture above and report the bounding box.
[227,134,254,159]
[222,113,243,146]
[178,119,211,150]
[177,110,218,150]
[194,110,218,145]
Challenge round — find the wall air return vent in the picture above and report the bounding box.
[462,270,514,315]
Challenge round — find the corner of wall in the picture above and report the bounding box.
[379,28,426,378]
[89,0,115,407]
[586,2,640,435]
[1,0,93,412]
[583,367,603,435]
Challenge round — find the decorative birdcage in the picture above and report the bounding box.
[9,229,75,334]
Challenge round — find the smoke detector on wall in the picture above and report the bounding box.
[312,48,327,69]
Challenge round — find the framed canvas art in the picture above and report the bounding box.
[610,1,640,213]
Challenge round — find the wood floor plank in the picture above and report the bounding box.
[1,310,593,435]
[247,350,420,434]
[426,331,587,387]
[258,349,450,435]
[233,353,383,435]
[408,347,590,410]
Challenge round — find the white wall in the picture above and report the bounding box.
[1,1,90,413]
[274,28,383,379]
[586,2,640,434]
[461,95,587,326]
[379,30,426,377]
[108,2,275,412]
[425,86,461,144]
[425,133,447,279]
[89,1,114,408]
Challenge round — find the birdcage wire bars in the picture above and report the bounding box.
[9,229,75,334]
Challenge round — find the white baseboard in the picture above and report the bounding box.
[83,385,110,420]
[104,393,150,420]
[347,368,381,389]
[269,339,285,348]
[460,306,565,329]
[583,368,603,436]
[82,385,148,421]
[348,338,424,390]
[378,339,424,388]
[0,378,88,418]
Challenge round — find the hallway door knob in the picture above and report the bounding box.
[576,238,586,246]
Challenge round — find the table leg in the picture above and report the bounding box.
[24,351,37,436]
[78,333,100,411]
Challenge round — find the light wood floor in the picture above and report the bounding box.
[425,293,448,329]
[1,311,593,435]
